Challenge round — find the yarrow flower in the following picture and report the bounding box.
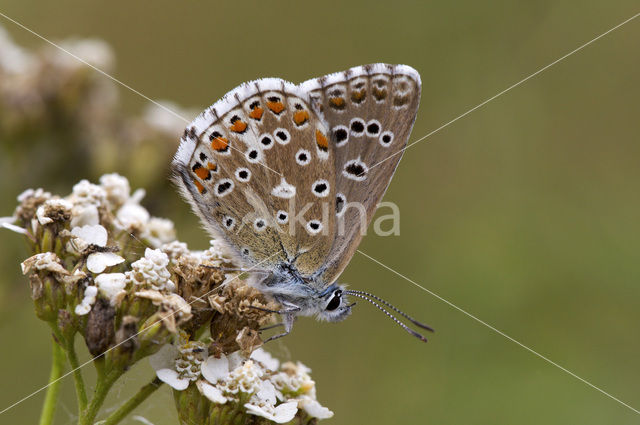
[0,32,338,424]
[150,333,208,391]
[3,172,334,424]
[126,248,175,292]
[99,173,131,209]
[35,198,72,225]
[68,180,104,228]
[200,353,298,423]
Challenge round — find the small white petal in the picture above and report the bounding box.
[74,302,92,316]
[95,272,127,302]
[245,401,298,424]
[299,398,334,419]
[130,188,146,204]
[1,222,28,235]
[134,289,164,303]
[149,344,179,371]
[273,401,299,422]
[87,252,125,273]
[70,204,100,227]
[84,285,98,298]
[250,348,280,371]
[226,351,244,371]
[0,216,16,224]
[196,380,227,404]
[256,380,277,405]
[156,368,189,391]
[72,224,108,247]
[201,354,229,384]
[36,205,54,225]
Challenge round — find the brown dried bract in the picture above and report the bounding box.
[170,255,227,334]
[114,315,139,360]
[85,298,116,357]
[208,278,279,356]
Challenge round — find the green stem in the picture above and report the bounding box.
[78,360,122,425]
[38,337,65,425]
[66,337,88,411]
[101,377,163,425]
[50,324,87,412]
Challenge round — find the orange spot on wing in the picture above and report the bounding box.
[210,136,229,151]
[267,101,285,114]
[249,107,264,120]
[194,179,205,194]
[373,87,387,100]
[351,90,365,102]
[316,129,328,150]
[293,110,309,125]
[329,97,345,107]
[194,166,210,180]
[207,162,217,171]
[230,120,248,133]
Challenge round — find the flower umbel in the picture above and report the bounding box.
[3,174,333,425]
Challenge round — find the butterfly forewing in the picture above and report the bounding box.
[172,79,337,275]
[300,64,421,284]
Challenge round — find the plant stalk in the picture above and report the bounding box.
[78,360,122,425]
[66,337,88,411]
[101,377,163,425]
[38,337,65,425]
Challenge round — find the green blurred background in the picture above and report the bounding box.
[1,1,639,424]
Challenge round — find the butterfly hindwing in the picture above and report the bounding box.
[300,64,422,284]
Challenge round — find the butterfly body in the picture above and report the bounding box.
[172,64,422,340]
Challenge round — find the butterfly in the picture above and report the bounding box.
[172,63,433,342]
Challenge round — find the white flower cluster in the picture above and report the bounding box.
[113,186,175,247]
[0,26,36,75]
[17,188,51,203]
[3,174,184,317]
[126,248,176,292]
[160,238,231,268]
[161,240,190,262]
[47,38,114,72]
[99,173,130,209]
[67,179,105,228]
[150,347,333,423]
[175,338,207,382]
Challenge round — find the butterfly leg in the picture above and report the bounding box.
[263,312,296,343]
[259,322,284,331]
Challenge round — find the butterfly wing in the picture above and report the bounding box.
[300,64,421,284]
[172,79,338,275]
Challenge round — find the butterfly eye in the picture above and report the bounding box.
[326,290,342,311]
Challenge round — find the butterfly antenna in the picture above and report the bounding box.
[345,290,434,332]
[345,292,430,343]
